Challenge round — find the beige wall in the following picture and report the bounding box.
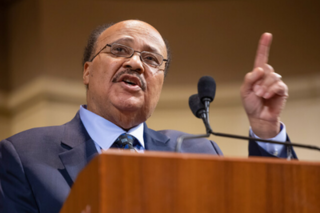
[6,0,320,89]
[1,0,320,161]
[3,74,319,161]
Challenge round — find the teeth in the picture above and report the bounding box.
[123,78,136,85]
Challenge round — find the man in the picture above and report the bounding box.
[0,20,295,213]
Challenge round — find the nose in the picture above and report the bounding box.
[123,51,144,74]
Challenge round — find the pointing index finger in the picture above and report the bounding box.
[254,33,273,68]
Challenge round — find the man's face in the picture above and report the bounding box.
[83,20,167,130]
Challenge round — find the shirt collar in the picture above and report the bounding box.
[79,105,144,150]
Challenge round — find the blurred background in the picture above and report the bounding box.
[0,0,319,161]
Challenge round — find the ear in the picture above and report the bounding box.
[83,62,91,85]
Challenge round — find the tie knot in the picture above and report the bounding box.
[113,133,135,149]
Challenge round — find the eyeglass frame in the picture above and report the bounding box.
[89,43,168,68]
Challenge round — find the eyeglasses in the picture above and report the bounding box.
[90,43,168,68]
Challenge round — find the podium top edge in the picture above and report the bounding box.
[100,150,320,166]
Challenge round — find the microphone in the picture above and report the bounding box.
[188,94,205,119]
[197,76,216,104]
[176,76,320,158]
[188,94,212,134]
[174,94,211,153]
[197,76,216,133]
[175,77,216,153]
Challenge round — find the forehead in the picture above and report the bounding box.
[97,21,167,57]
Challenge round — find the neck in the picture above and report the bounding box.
[86,105,146,131]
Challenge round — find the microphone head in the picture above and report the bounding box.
[197,76,216,103]
[189,94,205,119]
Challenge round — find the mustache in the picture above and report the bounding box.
[112,69,146,91]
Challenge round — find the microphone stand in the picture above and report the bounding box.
[175,98,212,153]
[175,103,320,160]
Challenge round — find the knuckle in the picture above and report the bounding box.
[265,64,274,71]
[244,72,251,79]
[244,72,253,82]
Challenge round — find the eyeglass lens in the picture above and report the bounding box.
[110,43,164,67]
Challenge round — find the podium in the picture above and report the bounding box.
[60,150,320,213]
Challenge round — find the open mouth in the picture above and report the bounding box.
[118,75,145,90]
[122,78,138,86]
[112,70,146,91]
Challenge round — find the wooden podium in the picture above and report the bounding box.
[60,150,320,213]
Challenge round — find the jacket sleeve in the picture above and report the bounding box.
[0,139,39,213]
[248,135,298,159]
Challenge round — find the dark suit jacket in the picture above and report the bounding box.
[0,112,293,213]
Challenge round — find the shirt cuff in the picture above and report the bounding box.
[250,123,287,156]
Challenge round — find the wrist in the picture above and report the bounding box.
[249,118,281,139]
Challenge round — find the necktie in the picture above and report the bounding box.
[111,133,143,152]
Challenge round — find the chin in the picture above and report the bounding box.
[114,101,144,114]
[114,95,144,110]
[115,105,150,129]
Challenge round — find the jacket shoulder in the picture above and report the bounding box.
[4,124,65,145]
[157,129,223,155]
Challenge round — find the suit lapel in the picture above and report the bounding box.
[144,123,172,151]
[58,118,172,183]
[59,112,98,183]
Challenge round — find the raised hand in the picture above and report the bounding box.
[240,33,288,139]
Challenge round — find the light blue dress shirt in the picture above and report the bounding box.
[79,105,286,156]
[79,105,144,153]
[250,123,286,156]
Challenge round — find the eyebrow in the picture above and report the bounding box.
[111,37,162,55]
